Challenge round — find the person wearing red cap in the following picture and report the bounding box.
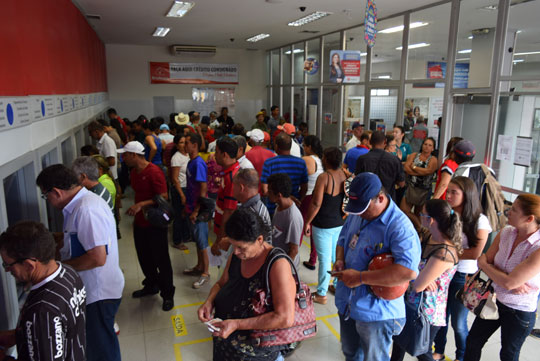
[277,123,302,157]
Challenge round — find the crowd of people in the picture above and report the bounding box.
[1,106,539,361]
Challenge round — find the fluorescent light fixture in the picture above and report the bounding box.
[288,11,332,27]
[379,22,429,34]
[153,27,170,37]
[360,52,367,56]
[458,49,472,54]
[396,42,430,50]
[456,58,470,61]
[513,59,524,63]
[378,75,391,79]
[517,30,522,34]
[515,51,540,55]
[284,49,304,54]
[246,33,270,42]
[166,1,195,17]
[468,35,474,40]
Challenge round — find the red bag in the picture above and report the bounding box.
[250,248,317,347]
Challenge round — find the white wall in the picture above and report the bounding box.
[106,44,267,125]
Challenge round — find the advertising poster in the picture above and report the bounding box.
[404,97,429,121]
[150,62,239,84]
[364,0,377,48]
[329,50,362,83]
[304,58,319,75]
[421,61,470,88]
[324,113,333,124]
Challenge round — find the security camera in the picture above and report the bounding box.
[299,6,306,12]
[230,38,235,42]
[508,47,513,53]
[349,37,354,41]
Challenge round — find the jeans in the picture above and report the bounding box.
[433,271,469,360]
[171,187,190,244]
[313,225,341,296]
[391,324,441,361]
[339,314,405,361]
[133,225,175,298]
[464,300,536,361]
[188,219,209,250]
[86,299,122,361]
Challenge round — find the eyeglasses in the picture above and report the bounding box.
[40,190,51,200]
[2,258,37,270]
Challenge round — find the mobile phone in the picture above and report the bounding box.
[327,270,339,275]
[204,318,222,332]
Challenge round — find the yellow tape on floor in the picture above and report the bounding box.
[173,337,213,361]
[172,301,204,311]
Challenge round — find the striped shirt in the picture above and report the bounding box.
[16,264,86,361]
[261,155,308,214]
[89,182,113,212]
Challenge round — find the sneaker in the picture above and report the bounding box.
[530,328,540,339]
[183,267,203,276]
[162,298,174,311]
[114,322,120,335]
[303,261,316,270]
[193,275,210,289]
[312,292,327,305]
[132,286,159,298]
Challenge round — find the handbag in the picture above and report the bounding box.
[394,292,431,356]
[250,248,317,348]
[456,269,499,320]
[143,195,175,228]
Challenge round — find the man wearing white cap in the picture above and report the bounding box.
[332,172,421,361]
[118,141,175,311]
[245,129,275,179]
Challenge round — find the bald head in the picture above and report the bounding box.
[233,168,260,202]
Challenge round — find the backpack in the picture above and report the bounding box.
[479,164,508,231]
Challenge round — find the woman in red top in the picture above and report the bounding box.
[433,137,463,200]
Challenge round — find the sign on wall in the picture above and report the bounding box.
[422,61,470,88]
[150,62,239,84]
[329,51,362,83]
[364,0,377,48]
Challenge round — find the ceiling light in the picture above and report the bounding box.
[379,22,429,34]
[360,52,367,56]
[378,75,391,79]
[468,35,474,40]
[515,50,540,55]
[246,33,270,42]
[396,42,430,50]
[513,59,525,63]
[153,27,170,37]
[480,5,498,10]
[166,1,195,18]
[284,49,304,54]
[456,58,470,61]
[516,30,522,34]
[288,11,332,27]
[458,49,472,54]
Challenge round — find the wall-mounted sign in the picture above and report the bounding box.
[329,51,362,83]
[419,61,470,88]
[364,0,377,48]
[150,62,239,84]
[304,58,319,75]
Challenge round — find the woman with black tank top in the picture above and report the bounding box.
[303,147,346,304]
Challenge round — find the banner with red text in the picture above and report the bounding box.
[150,62,239,84]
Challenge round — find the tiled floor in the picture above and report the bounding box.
[115,190,540,360]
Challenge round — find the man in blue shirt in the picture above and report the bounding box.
[332,172,421,361]
[261,133,308,216]
[343,132,371,174]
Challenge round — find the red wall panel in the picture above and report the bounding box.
[0,0,107,96]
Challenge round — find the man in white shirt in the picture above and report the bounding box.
[158,124,175,144]
[277,123,302,157]
[88,120,118,180]
[345,122,364,151]
[233,135,255,169]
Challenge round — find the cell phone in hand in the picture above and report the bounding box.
[327,270,339,276]
[204,318,222,332]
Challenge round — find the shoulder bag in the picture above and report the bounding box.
[456,269,499,320]
[394,292,431,356]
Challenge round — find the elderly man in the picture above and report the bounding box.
[332,172,421,361]
[72,156,114,212]
[88,120,118,180]
[36,164,124,361]
[0,221,86,361]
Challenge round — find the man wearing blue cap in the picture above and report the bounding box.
[332,172,421,361]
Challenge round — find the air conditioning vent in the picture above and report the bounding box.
[170,45,216,56]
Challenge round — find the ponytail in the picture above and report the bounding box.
[425,199,463,254]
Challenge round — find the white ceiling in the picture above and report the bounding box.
[74,0,540,62]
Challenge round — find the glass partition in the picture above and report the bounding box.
[507,0,540,81]
[371,16,404,80]
[369,87,399,132]
[323,32,342,84]
[321,87,340,147]
[293,87,304,125]
[344,85,365,145]
[283,86,291,123]
[282,46,292,84]
[306,87,319,135]
[271,50,280,86]
[293,42,305,85]
[345,26,367,81]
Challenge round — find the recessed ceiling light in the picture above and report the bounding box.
[153,27,170,37]
[396,42,430,50]
[458,49,472,54]
[246,33,270,42]
[284,49,304,54]
[379,22,429,34]
[456,58,470,61]
[288,11,332,27]
[515,50,540,55]
[360,52,367,56]
[378,75,391,79]
[480,5,498,11]
[166,1,195,18]
[468,35,474,40]
[513,59,525,63]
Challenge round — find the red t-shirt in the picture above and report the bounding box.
[245,146,275,178]
[214,162,240,234]
[204,129,215,144]
[130,163,167,227]
[435,158,459,200]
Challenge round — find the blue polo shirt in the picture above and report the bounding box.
[335,198,421,322]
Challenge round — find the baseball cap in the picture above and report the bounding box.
[277,123,296,135]
[117,141,145,155]
[352,122,363,130]
[175,112,189,125]
[345,173,382,215]
[263,131,270,142]
[453,140,476,158]
[159,124,170,131]
[256,111,264,117]
[246,129,264,142]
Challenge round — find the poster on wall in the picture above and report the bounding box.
[329,51,362,83]
[404,97,429,122]
[496,135,513,162]
[150,62,239,84]
[192,88,235,116]
[304,58,319,75]
[514,136,533,167]
[324,113,333,124]
[418,61,470,88]
[364,0,377,48]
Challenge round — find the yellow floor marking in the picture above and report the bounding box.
[321,318,341,341]
[171,314,188,337]
[174,337,213,361]
[307,282,317,287]
[172,301,204,311]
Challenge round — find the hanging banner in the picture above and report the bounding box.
[364,0,377,48]
[329,51,362,83]
[149,62,239,84]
